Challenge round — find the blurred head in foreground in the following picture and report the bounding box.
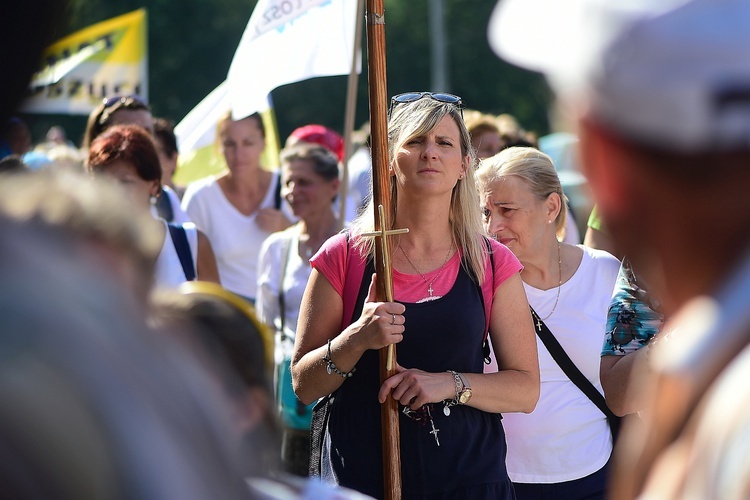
[150,281,279,476]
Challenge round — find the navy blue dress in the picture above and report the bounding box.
[321,259,515,499]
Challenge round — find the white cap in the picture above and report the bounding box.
[489,0,750,152]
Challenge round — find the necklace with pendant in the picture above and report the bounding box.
[399,240,454,302]
[533,241,562,331]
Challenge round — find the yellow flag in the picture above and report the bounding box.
[21,9,147,115]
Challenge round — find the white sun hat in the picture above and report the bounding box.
[489,0,750,152]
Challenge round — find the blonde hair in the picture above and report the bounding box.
[476,146,568,239]
[350,97,487,283]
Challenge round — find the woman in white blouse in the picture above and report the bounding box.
[255,143,341,476]
[182,112,292,302]
[477,146,620,499]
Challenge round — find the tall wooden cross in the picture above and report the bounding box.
[363,0,406,497]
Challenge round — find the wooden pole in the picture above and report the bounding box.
[365,1,402,498]
[338,0,365,231]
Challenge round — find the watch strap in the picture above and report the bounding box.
[457,372,471,391]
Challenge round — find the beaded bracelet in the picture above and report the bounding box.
[323,339,356,378]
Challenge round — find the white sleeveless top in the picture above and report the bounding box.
[153,219,198,289]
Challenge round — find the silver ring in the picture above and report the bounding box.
[391,313,396,325]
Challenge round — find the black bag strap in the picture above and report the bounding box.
[274,172,282,210]
[155,190,174,221]
[168,223,196,281]
[530,307,620,441]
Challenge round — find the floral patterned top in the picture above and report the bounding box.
[602,260,665,356]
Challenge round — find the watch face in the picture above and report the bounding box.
[459,389,472,404]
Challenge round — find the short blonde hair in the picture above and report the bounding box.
[476,146,568,240]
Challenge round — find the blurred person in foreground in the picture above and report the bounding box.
[0,8,248,497]
[87,125,220,288]
[490,0,750,498]
[0,171,160,304]
[150,282,279,478]
[0,173,251,499]
[292,94,539,498]
[151,282,377,498]
[256,143,342,476]
[477,146,620,499]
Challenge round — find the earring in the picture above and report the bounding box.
[150,195,158,205]
[547,220,552,224]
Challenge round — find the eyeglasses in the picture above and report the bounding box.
[390,92,464,118]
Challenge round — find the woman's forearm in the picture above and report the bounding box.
[462,369,540,414]
[292,325,368,405]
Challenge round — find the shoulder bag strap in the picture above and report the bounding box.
[531,307,620,441]
[168,223,196,281]
[277,234,293,341]
[156,190,174,221]
[274,172,283,210]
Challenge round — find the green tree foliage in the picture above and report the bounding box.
[25,0,550,146]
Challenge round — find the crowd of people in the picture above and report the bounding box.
[2,0,748,498]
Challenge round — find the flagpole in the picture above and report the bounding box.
[365,1,402,498]
[339,0,365,231]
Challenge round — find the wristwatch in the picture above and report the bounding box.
[457,372,472,404]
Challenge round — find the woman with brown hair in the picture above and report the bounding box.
[88,124,220,288]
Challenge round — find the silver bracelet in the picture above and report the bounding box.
[323,339,356,378]
[442,370,462,416]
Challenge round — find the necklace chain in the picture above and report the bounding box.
[537,241,562,322]
[399,240,454,298]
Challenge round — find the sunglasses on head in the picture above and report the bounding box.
[98,95,150,126]
[102,94,149,109]
[390,92,464,118]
